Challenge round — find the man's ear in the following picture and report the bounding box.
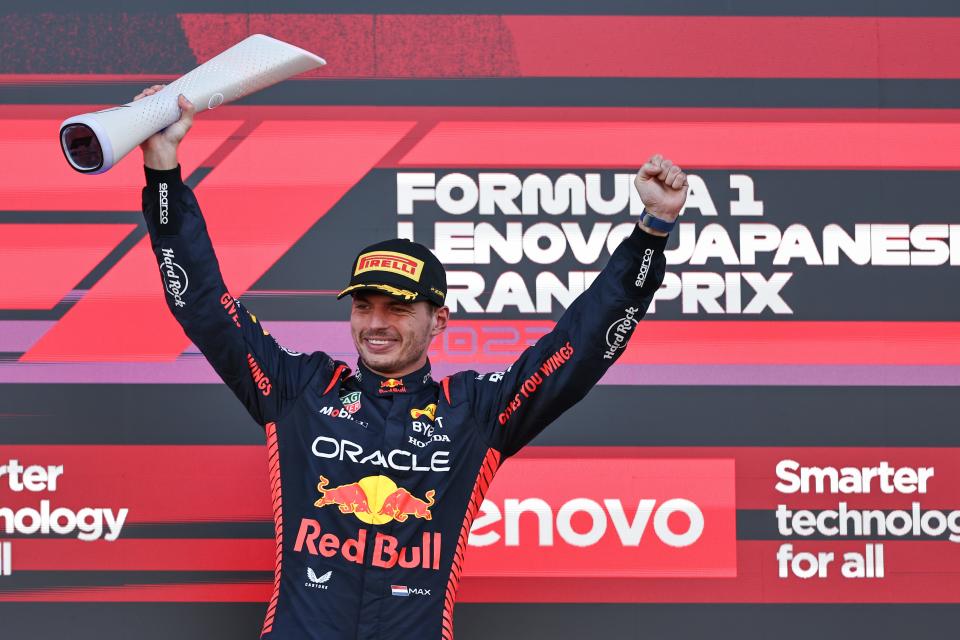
[431,306,450,337]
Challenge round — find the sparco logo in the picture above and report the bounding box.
[603,306,639,360]
[160,248,188,307]
[635,248,654,288]
[158,182,169,225]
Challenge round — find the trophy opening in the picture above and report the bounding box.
[61,123,104,172]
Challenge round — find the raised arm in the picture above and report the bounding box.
[138,86,333,426]
[465,155,688,457]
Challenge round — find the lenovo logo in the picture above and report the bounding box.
[465,457,736,578]
[470,496,704,549]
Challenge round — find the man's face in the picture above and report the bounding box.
[350,292,449,377]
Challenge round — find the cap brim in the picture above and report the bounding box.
[338,283,421,302]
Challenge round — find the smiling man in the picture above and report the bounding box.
[340,238,450,382]
[137,87,687,640]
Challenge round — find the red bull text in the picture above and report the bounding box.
[294,520,442,570]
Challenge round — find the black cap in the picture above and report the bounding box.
[337,238,447,306]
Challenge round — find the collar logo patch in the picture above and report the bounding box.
[379,378,408,394]
[355,251,424,282]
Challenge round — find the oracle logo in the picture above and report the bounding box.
[469,497,704,548]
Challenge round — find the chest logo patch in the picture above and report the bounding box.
[340,391,362,415]
[410,404,437,421]
[314,474,435,525]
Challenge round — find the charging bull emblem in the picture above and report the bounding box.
[378,487,436,522]
[313,475,436,524]
[314,476,371,514]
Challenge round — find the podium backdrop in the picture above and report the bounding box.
[2,3,960,638]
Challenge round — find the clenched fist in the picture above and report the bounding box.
[633,154,688,236]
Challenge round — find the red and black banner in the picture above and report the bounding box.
[1,3,959,639]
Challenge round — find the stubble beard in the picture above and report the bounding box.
[357,331,431,378]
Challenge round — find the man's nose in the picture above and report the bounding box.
[367,307,391,329]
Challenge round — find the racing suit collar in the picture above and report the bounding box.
[355,358,434,396]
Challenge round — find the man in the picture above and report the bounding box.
[137,87,687,640]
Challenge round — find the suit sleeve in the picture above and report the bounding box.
[465,225,668,457]
[142,165,334,427]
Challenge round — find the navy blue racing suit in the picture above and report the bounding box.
[142,165,667,640]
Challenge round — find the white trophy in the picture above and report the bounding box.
[59,34,326,174]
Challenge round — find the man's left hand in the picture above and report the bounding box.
[633,154,688,235]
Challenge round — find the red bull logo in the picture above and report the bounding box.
[314,476,371,514]
[378,487,435,522]
[294,520,442,571]
[379,378,407,394]
[314,475,435,524]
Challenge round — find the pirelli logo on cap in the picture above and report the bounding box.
[355,252,424,282]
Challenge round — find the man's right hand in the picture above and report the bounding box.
[633,154,689,237]
[134,85,195,171]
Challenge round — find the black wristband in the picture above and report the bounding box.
[638,209,677,234]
